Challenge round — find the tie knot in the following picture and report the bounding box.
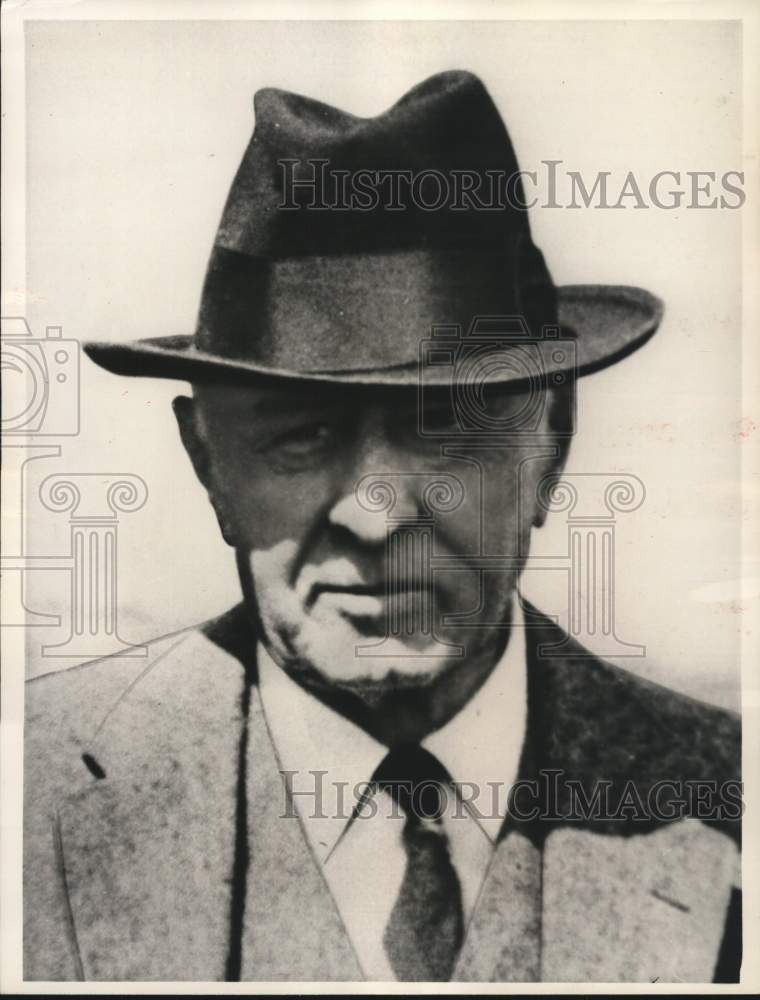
[373,743,452,821]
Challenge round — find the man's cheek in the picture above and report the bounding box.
[249,540,304,620]
[478,463,527,554]
[218,482,298,550]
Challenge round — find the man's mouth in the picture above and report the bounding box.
[307,581,435,621]
[317,581,386,597]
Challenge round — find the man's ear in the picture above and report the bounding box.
[173,395,213,490]
[173,395,237,546]
[531,387,574,529]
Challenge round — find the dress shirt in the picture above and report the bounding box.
[257,597,528,981]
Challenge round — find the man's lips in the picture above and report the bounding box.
[306,580,434,614]
[317,582,386,597]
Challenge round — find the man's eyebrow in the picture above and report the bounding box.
[198,384,345,415]
[253,389,347,411]
[230,401,331,426]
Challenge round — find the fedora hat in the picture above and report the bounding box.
[84,71,662,387]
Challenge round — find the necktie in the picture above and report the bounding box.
[373,743,464,981]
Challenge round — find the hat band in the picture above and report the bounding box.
[196,243,556,375]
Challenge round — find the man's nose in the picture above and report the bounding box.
[327,424,419,544]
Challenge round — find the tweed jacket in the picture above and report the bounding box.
[24,604,741,983]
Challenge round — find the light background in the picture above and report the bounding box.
[19,18,743,709]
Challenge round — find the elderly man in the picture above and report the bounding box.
[24,71,740,983]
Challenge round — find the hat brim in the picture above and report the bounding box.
[83,284,662,388]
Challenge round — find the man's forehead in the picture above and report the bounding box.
[191,379,537,412]
[192,379,429,416]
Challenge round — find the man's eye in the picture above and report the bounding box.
[390,404,459,434]
[422,405,460,431]
[387,407,460,454]
[272,422,336,464]
[402,404,461,438]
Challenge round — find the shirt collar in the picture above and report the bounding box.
[424,597,527,841]
[257,596,527,862]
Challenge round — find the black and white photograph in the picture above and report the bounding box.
[1,1,758,991]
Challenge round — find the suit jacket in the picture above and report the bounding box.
[23,603,741,983]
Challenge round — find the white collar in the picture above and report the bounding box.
[258,597,527,862]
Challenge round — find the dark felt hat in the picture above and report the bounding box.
[84,71,662,387]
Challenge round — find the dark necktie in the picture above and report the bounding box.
[373,743,464,981]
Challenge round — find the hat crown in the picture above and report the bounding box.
[215,70,532,259]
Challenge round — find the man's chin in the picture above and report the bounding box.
[278,611,459,690]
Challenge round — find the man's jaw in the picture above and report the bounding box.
[279,609,458,684]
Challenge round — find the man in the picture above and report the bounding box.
[24,70,741,983]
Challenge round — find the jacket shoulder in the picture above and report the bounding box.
[26,625,200,753]
[24,627,214,817]
[25,605,257,780]
[524,606,741,842]
[541,644,739,783]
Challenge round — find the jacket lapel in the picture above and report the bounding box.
[522,603,740,983]
[239,697,363,981]
[57,628,245,980]
[450,772,737,984]
[453,604,740,984]
[541,820,739,982]
[453,827,541,982]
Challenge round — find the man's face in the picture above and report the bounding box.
[178,380,566,722]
